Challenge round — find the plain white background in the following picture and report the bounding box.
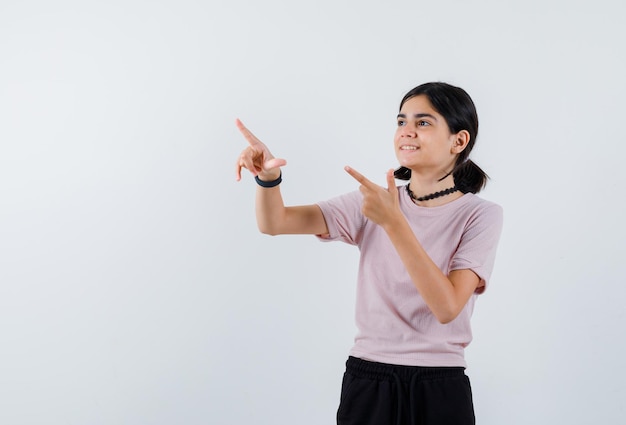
[1,0,625,424]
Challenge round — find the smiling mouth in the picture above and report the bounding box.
[400,146,419,151]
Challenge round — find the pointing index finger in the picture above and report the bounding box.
[344,166,376,189]
[235,118,260,146]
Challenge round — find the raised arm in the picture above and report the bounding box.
[235,119,328,236]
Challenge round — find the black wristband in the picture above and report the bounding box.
[255,171,282,188]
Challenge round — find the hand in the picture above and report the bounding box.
[344,166,402,228]
[235,118,287,181]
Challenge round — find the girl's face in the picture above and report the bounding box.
[394,95,466,175]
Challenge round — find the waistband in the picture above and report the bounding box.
[345,356,465,383]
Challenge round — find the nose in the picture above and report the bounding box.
[400,124,417,138]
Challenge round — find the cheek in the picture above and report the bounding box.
[393,132,401,145]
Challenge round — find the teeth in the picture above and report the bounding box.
[401,146,418,150]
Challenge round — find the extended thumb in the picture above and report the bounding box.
[386,169,397,193]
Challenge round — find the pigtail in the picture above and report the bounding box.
[452,159,488,194]
[393,166,411,180]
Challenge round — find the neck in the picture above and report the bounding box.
[408,170,455,194]
[407,172,460,206]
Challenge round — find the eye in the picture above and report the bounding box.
[397,119,406,127]
[417,120,430,127]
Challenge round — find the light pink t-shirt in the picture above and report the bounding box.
[316,187,503,367]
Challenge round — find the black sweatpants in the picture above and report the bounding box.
[337,357,475,425]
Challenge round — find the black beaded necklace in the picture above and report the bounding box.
[405,184,459,203]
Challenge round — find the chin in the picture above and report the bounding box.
[398,160,419,169]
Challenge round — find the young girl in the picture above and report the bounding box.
[235,82,503,425]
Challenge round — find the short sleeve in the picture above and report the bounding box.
[315,190,366,246]
[449,203,503,293]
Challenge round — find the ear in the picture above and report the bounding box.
[450,130,470,154]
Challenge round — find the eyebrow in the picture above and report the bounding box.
[397,113,438,121]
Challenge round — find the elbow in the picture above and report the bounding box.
[256,210,286,236]
[258,226,276,236]
[436,314,456,325]
[257,223,280,236]
[434,305,462,325]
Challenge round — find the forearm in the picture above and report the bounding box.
[383,216,468,324]
[255,185,288,235]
